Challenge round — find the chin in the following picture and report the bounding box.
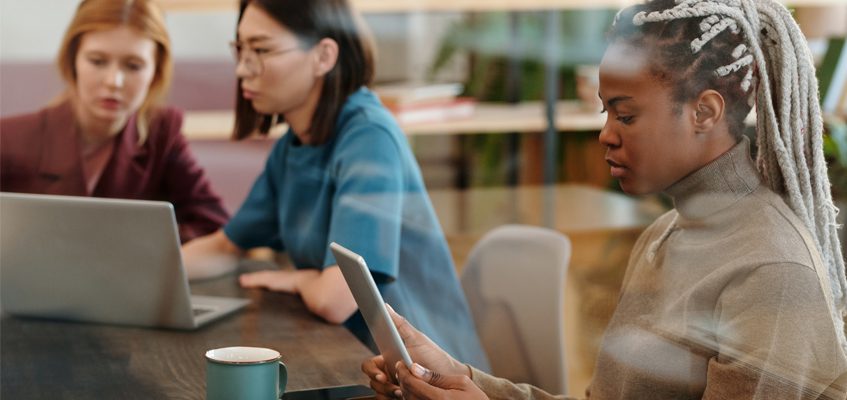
[617,179,652,196]
[250,99,276,115]
[92,109,127,124]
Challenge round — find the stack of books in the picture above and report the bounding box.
[374,82,476,125]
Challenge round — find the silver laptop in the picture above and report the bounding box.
[0,192,249,329]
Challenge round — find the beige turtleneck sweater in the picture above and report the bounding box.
[470,138,847,399]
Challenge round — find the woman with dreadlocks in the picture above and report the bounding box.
[360,0,847,398]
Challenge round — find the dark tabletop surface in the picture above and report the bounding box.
[1,268,374,400]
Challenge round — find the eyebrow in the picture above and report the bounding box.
[81,50,148,62]
[598,93,634,108]
[236,35,273,44]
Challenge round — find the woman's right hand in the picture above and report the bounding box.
[362,305,471,398]
[181,229,241,281]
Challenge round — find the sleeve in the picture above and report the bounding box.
[223,139,285,251]
[469,366,572,400]
[322,125,404,282]
[701,263,847,400]
[157,109,230,243]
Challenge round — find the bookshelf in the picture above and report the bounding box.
[158,0,847,12]
[181,101,604,140]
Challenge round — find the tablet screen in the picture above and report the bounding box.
[330,242,413,382]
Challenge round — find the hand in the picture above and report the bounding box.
[361,306,470,398]
[396,362,489,400]
[362,355,402,399]
[387,305,470,377]
[239,269,318,293]
[181,230,240,281]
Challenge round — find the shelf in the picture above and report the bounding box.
[158,0,847,13]
[181,100,605,140]
[157,0,637,13]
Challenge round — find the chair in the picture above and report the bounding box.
[460,224,571,395]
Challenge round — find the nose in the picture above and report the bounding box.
[105,66,124,88]
[235,57,253,79]
[598,118,620,148]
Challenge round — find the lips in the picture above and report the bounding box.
[98,97,121,110]
[242,88,257,100]
[606,158,627,178]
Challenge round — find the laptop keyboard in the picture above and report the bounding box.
[192,307,214,317]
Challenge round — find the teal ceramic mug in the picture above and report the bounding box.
[205,346,287,400]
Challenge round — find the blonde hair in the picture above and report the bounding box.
[56,0,172,143]
[612,0,846,351]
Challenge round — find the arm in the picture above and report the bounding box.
[181,229,242,281]
[702,263,847,400]
[362,308,569,400]
[240,265,357,324]
[157,109,229,243]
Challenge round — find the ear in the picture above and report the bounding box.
[312,38,339,78]
[692,89,725,134]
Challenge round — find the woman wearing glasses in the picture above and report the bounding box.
[0,0,228,244]
[181,0,490,370]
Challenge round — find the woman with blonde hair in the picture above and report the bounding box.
[0,0,228,243]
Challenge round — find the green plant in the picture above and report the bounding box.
[427,10,617,187]
[824,115,847,199]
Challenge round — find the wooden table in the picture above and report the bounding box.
[0,273,374,400]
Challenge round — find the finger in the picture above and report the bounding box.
[370,381,401,400]
[396,362,446,399]
[386,304,417,342]
[407,362,475,391]
[363,356,401,396]
[361,356,386,380]
[238,272,267,288]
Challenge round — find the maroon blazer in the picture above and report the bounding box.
[0,100,229,243]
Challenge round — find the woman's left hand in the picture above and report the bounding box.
[395,362,489,400]
[239,269,318,293]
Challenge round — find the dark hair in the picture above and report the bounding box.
[233,0,375,142]
[608,0,753,137]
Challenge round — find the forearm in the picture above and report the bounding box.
[295,266,357,324]
[181,230,242,281]
[469,366,570,400]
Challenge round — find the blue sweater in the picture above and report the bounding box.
[225,87,489,370]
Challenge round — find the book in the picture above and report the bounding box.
[374,82,464,108]
[387,97,476,125]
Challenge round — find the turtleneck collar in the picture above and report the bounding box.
[665,136,761,220]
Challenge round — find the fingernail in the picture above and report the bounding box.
[393,389,402,398]
[412,363,428,377]
[376,373,385,382]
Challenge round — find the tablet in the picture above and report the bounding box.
[281,384,373,399]
[330,242,413,382]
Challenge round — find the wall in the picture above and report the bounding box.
[0,1,463,116]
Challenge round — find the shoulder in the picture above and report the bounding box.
[146,106,185,137]
[1,104,61,138]
[0,103,73,153]
[732,186,818,268]
[635,210,678,251]
[334,88,405,151]
[334,116,406,163]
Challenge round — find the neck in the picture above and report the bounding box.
[72,99,126,146]
[284,78,324,145]
[693,129,738,172]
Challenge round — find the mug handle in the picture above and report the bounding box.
[278,361,288,396]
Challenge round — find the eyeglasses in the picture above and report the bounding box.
[229,41,301,76]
